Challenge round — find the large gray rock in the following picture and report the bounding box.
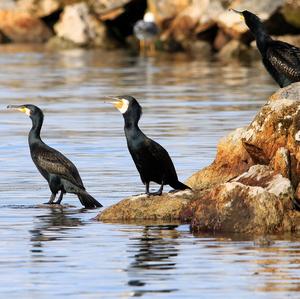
[54,2,108,47]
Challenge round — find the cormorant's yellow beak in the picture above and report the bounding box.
[7,105,31,116]
[110,99,124,110]
[106,96,124,109]
[105,96,129,114]
[230,8,244,21]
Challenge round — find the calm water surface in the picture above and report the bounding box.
[0,46,299,298]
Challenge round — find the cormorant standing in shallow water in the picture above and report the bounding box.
[232,9,300,87]
[110,96,191,196]
[7,104,102,209]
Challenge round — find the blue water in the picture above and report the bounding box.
[1,46,299,298]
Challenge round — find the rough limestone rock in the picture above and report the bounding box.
[217,39,260,61]
[98,190,195,222]
[161,0,226,48]
[282,0,300,28]
[217,0,284,38]
[17,0,61,17]
[187,127,254,190]
[190,165,293,233]
[0,1,16,10]
[54,2,108,47]
[148,0,191,26]
[89,0,132,21]
[97,83,300,234]
[242,82,300,190]
[0,10,53,42]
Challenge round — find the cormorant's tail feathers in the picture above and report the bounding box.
[78,192,102,209]
[170,181,192,191]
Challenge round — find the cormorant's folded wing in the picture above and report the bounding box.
[267,41,300,80]
[146,139,177,174]
[33,147,84,188]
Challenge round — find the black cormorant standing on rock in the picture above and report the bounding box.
[109,95,191,196]
[231,9,300,87]
[7,104,102,209]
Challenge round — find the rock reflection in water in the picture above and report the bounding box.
[127,225,180,296]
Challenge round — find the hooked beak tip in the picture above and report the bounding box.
[7,104,19,110]
[229,8,242,14]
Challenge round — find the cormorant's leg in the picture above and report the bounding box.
[54,190,64,205]
[146,181,164,196]
[145,182,150,195]
[45,193,56,204]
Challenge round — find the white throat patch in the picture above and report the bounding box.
[25,108,31,116]
[119,99,129,114]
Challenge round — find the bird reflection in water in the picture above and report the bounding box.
[30,208,85,256]
[127,225,180,296]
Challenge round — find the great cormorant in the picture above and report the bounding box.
[109,95,191,196]
[231,9,300,87]
[7,104,102,209]
[134,12,159,55]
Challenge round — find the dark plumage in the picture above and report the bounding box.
[232,9,300,87]
[134,20,158,41]
[7,104,102,208]
[110,95,191,196]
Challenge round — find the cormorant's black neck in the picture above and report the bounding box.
[29,114,43,145]
[248,20,272,53]
[124,116,139,130]
[123,109,143,141]
[123,104,142,129]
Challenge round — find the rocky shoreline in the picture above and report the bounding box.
[0,0,299,60]
[97,83,300,234]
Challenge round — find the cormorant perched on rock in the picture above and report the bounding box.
[7,104,102,209]
[134,12,159,55]
[109,95,191,196]
[231,9,300,87]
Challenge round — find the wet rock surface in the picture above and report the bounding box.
[98,83,300,234]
